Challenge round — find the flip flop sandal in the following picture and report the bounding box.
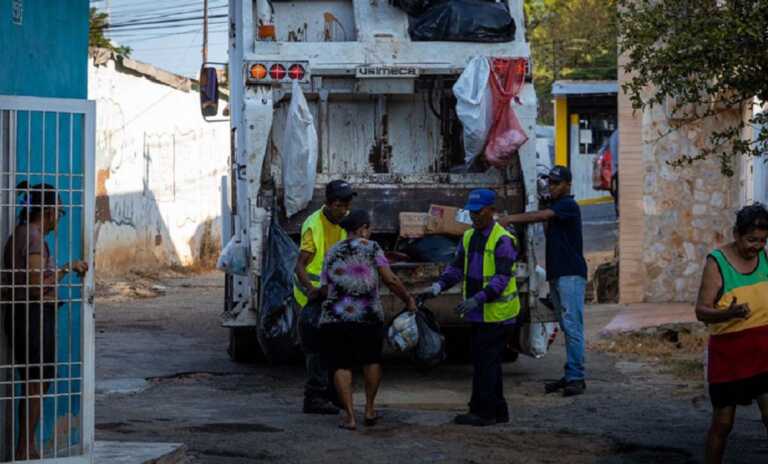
[364,414,382,426]
[338,422,357,431]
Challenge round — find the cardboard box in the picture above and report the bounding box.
[399,212,429,239]
[425,204,472,236]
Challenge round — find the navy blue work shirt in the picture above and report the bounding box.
[545,195,588,281]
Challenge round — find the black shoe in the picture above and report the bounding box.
[454,413,496,427]
[563,380,586,397]
[303,398,339,415]
[496,413,510,424]
[545,378,567,394]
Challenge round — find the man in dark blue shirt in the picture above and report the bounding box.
[500,166,588,397]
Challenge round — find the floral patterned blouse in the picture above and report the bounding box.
[319,238,390,325]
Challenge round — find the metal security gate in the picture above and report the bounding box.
[0,96,95,463]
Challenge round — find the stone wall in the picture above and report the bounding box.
[639,103,743,302]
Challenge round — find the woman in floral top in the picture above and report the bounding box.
[319,209,416,430]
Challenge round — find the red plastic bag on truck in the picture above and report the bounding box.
[484,58,528,168]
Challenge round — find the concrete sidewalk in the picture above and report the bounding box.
[601,303,699,335]
[94,441,186,464]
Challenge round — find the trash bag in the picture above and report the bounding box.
[393,0,433,16]
[485,58,529,168]
[453,56,493,165]
[408,0,516,43]
[217,237,248,276]
[257,218,300,363]
[403,235,458,264]
[388,310,419,352]
[282,80,318,218]
[511,322,558,359]
[412,306,446,368]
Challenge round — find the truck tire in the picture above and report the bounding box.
[228,327,264,363]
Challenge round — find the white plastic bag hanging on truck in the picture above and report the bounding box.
[484,58,529,168]
[282,80,318,218]
[217,237,249,276]
[453,56,493,166]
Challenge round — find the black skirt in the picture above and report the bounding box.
[2,303,57,381]
[320,322,385,370]
[709,372,768,409]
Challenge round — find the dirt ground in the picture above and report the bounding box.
[94,272,767,464]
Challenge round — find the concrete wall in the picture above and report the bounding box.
[0,0,89,98]
[88,57,230,274]
[619,58,745,303]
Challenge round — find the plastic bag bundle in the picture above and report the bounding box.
[485,58,529,168]
[282,80,318,218]
[216,238,248,276]
[257,219,300,363]
[453,56,493,166]
[512,322,558,359]
[392,0,432,16]
[388,311,419,352]
[408,0,516,43]
[412,307,446,368]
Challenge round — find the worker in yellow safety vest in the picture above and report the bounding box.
[426,189,520,426]
[295,180,356,414]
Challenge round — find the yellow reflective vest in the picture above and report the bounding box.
[293,208,347,308]
[462,223,520,323]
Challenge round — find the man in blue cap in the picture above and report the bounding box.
[500,165,588,397]
[427,189,520,426]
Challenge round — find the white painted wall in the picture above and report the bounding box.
[88,58,229,273]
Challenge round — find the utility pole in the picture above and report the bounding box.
[202,0,209,63]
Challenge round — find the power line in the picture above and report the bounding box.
[105,13,227,29]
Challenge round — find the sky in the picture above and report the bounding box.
[89,0,229,78]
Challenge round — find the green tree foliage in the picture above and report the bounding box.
[89,7,131,56]
[526,0,618,123]
[619,0,768,175]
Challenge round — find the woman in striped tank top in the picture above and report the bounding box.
[696,203,768,463]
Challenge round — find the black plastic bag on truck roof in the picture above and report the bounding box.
[408,0,516,43]
[392,0,432,16]
[257,218,300,364]
[412,306,446,368]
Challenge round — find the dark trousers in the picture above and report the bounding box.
[469,323,509,420]
[300,303,336,402]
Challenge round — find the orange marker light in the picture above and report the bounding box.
[250,64,268,80]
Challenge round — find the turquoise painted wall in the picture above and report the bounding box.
[1,0,90,457]
[0,0,89,98]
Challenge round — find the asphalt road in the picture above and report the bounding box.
[93,273,767,464]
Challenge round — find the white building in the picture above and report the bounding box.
[88,49,230,274]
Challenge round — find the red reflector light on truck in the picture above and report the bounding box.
[269,64,287,80]
[288,64,306,80]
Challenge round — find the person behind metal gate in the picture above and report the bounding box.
[426,189,520,426]
[1,181,88,460]
[318,209,417,430]
[294,180,355,415]
[500,165,588,397]
[695,203,768,464]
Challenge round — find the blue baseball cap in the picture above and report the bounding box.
[464,189,496,212]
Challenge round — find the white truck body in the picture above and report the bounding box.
[223,0,539,338]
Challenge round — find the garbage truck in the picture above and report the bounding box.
[213,0,542,361]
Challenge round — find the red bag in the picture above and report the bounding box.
[484,58,529,168]
[592,147,613,191]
